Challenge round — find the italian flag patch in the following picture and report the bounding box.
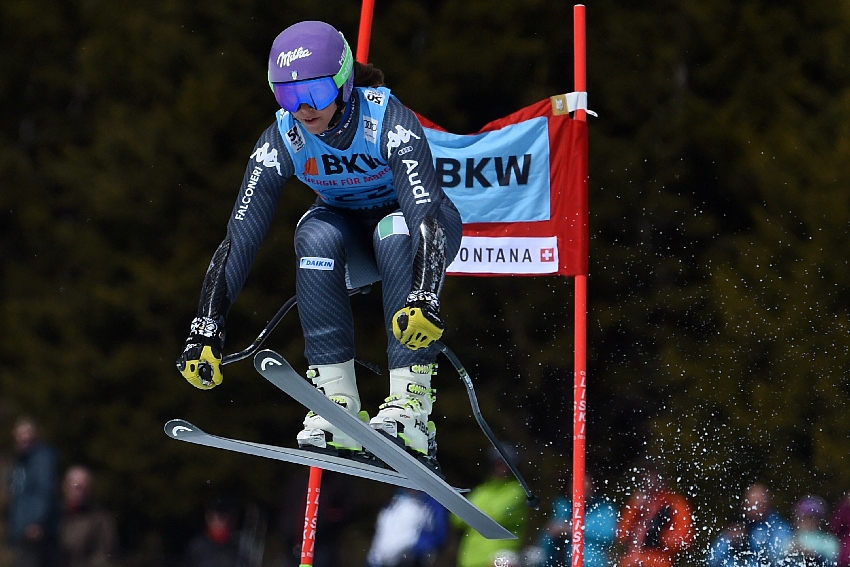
[377,213,410,240]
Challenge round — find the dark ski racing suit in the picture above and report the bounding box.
[195,88,462,370]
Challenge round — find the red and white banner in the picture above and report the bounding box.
[417,94,588,277]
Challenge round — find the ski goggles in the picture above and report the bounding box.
[272,76,340,113]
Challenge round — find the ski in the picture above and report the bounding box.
[253,349,516,540]
[165,419,426,490]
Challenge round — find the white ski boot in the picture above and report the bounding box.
[370,364,436,457]
[296,360,366,452]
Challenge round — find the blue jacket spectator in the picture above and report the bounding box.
[707,483,793,567]
[7,417,60,567]
[537,473,617,567]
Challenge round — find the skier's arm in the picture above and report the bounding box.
[381,98,450,351]
[177,123,292,389]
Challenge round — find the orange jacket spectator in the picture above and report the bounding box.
[616,465,693,567]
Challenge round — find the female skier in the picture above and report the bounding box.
[176,21,462,460]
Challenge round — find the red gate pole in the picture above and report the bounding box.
[299,466,323,567]
[356,0,376,62]
[571,5,588,567]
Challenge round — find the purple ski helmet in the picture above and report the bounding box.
[268,21,354,111]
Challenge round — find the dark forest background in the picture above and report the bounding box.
[1,0,849,565]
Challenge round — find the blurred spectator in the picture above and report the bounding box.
[451,446,528,567]
[744,482,793,565]
[615,461,693,567]
[788,495,838,566]
[277,469,354,567]
[183,496,241,567]
[533,471,617,567]
[7,417,59,567]
[706,482,793,567]
[367,488,448,567]
[706,519,750,567]
[57,465,119,567]
[830,494,850,567]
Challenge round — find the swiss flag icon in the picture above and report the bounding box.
[540,248,556,262]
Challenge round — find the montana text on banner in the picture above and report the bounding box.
[416,94,588,277]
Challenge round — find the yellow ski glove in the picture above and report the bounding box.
[392,291,444,351]
[176,317,224,389]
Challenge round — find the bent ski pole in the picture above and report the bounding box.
[434,340,540,510]
[223,294,297,365]
[222,285,372,366]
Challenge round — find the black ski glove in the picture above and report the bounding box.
[176,317,225,389]
[392,291,444,351]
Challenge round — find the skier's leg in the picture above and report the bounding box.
[294,207,367,451]
[367,203,462,456]
[296,206,368,364]
[374,201,462,370]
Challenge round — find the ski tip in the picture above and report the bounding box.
[164,419,202,439]
[253,349,287,373]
